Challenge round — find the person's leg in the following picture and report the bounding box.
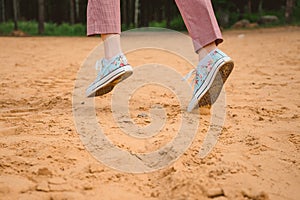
[86,0,133,97]
[87,0,122,60]
[175,0,222,60]
[102,34,122,60]
[87,0,121,36]
[176,0,234,111]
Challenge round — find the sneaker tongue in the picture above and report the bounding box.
[105,53,122,65]
[102,58,110,66]
[198,49,217,67]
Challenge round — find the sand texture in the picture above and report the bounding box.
[0,27,299,200]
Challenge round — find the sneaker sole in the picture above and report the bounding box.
[86,65,133,97]
[187,57,234,112]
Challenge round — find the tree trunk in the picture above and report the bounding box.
[165,0,171,28]
[130,0,134,26]
[70,0,75,24]
[134,0,139,27]
[13,0,18,30]
[1,0,5,22]
[258,0,263,14]
[122,0,128,27]
[247,0,252,13]
[140,0,149,27]
[38,0,45,34]
[75,0,79,22]
[285,0,295,23]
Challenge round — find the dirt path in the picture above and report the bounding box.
[0,27,299,200]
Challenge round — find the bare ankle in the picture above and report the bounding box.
[101,34,118,41]
[197,42,217,61]
[101,34,122,60]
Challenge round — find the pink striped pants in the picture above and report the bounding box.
[87,0,223,51]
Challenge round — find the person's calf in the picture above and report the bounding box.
[197,42,217,61]
[102,34,122,60]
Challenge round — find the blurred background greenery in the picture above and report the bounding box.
[0,0,299,36]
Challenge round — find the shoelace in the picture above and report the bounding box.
[95,59,104,72]
[95,53,125,73]
[182,68,196,88]
[94,56,116,77]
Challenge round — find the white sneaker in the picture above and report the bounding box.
[184,49,234,112]
[86,53,133,97]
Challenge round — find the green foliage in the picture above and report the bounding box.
[0,21,13,35]
[0,21,86,36]
[228,12,240,27]
[0,21,39,35]
[244,9,285,25]
[242,13,261,23]
[293,0,300,24]
[215,10,239,28]
[45,23,86,36]
[19,21,38,34]
[149,20,167,28]
[121,23,135,31]
[170,15,186,31]
[213,0,239,28]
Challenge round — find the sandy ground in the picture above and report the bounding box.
[0,26,299,200]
